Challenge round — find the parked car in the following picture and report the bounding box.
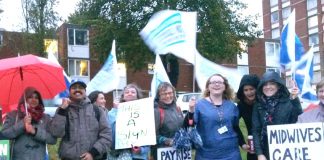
[176,92,201,114]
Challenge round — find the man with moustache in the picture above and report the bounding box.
[50,79,112,160]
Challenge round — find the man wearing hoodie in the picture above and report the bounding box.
[50,79,112,160]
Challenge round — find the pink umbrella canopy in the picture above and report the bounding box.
[0,54,66,114]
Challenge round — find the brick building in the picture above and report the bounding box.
[262,0,323,83]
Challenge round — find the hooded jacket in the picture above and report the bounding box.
[251,71,302,158]
[50,97,112,160]
[1,87,56,160]
[236,74,260,135]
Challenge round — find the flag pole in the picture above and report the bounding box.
[192,50,196,92]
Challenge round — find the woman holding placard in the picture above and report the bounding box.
[252,71,302,160]
[107,83,150,160]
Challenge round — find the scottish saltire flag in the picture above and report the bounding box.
[194,50,243,92]
[279,10,316,102]
[140,10,197,64]
[150,54,171,97]
[295,46,317,101]
[280,9,304,72]
[86,40,120,95]
[47,52,70,98]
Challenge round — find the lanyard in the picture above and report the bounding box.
[209,97,224,126]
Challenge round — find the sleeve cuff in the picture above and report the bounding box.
[89,147,100,158]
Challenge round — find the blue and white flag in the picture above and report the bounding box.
[86,40,120,95]
[150,54,171,98]
[280,9,304,72]
[295,46,317,101]
[279,10,316,102]
[195,50,243,92]
[140,10,197,64]
[47,52,70,98]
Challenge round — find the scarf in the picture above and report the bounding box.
[260,93,280,147]
[19,104,45,123]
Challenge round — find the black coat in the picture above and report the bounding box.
[251,71,303,158]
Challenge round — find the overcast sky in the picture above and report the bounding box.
[0,0,262,32]
[0,0,79,31]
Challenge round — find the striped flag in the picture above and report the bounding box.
[140,10,197,64]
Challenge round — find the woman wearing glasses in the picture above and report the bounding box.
[194,74,244,160]
[152,82,184,159]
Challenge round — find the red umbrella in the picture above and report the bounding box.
[0,54,66,115]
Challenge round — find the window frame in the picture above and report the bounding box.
[270,0,278,7]
[265,41,280,57]
[308,33,319,46]
[282,7,291,20]
[307,0,317,10]
[68,28,89,46]
[271,28,280,39]
[271,11,279,24]
[68,59,90,77]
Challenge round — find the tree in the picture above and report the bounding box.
[21,0,61,57]
[70,0,261,67]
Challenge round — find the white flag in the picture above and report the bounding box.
[86,40,120,95]
[48,52,71,98]
[140,10,197,64]
[151,54,171,98]
[195,50,243,92]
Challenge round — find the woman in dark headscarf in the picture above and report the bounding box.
[1,87,56,160]
[252,71,302,160]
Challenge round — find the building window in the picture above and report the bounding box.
[271,11,279,23]
[313,52,320,64]
[282,7,291,20]
[68,59,89,76]
[271,28,280,39]
[308,15,318,28]
[68,28,88,45]
[313,71,321,83]
[270,0,278,6]
[309,33,319,46]
[265,42,280,57]
[307,0,317,10]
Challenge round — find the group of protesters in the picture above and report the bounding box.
[1,70,323,160]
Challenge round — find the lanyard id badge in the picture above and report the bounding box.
[217,125,228,134]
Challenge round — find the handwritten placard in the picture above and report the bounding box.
[267,122,324,160]
[157,147,192,160]
[115,97,156,149]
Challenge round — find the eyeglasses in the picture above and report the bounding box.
[160,91,173,96]
[209,81,224,85]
